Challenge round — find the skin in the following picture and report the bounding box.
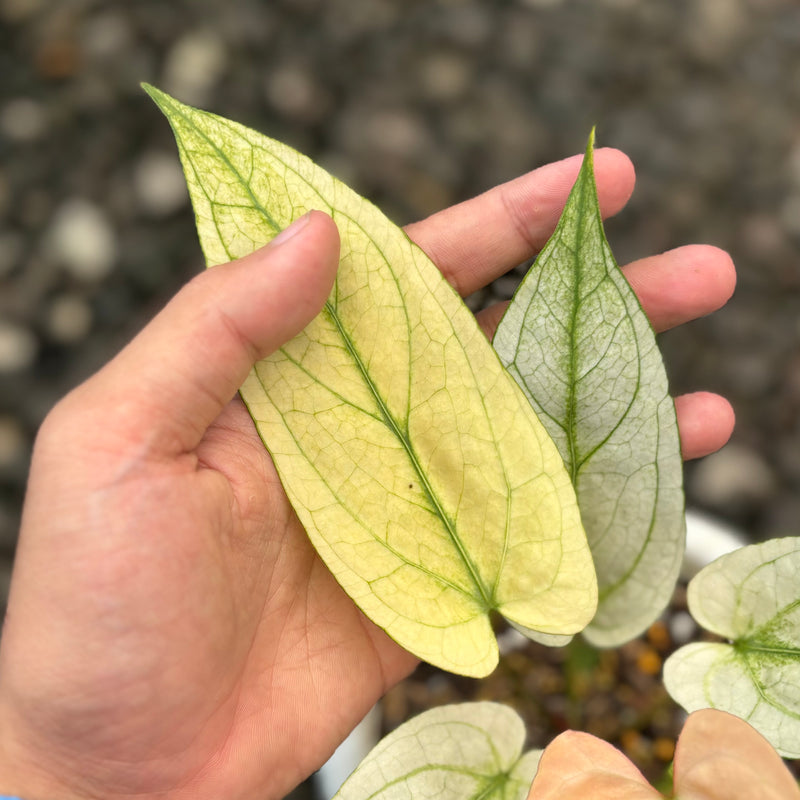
[0,149,735,800]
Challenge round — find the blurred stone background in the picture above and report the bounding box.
[2,0,800,793]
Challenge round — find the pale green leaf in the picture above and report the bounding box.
[663,537,800,758]
[333,702,541,800]
[144,85,597,677]
[492,131,684,647]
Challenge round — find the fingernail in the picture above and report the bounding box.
[270,212,312,248]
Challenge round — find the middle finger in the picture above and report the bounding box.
[474,244,736,339]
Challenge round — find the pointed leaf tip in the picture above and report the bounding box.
[151,88,597,676]
[141,81,163,104]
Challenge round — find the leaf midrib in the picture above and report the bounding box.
[359,763,511,800]
[737,594,800,655]
[738,642,800,658]
[563,167,645,484]
[159,89,495,611]
[733,646,800,723]
[153,92,282,245]
[552,157,660,606]
[324,301,493,610]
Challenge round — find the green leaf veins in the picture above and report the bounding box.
[664,536,800,758]
[144,84,597,677]
[332,703,541,800]
[492,131,685,647]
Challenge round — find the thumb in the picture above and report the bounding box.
[79,210,340,454]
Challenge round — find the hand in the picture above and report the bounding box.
[405,149,735,460]
[0,151,735,800]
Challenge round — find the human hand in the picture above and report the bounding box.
[405,149,735,460]
[0,150,734,800]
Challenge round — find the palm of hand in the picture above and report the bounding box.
[2,393,414,800]
[156,400,416,798]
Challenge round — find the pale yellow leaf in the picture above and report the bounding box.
[144,85,597,677]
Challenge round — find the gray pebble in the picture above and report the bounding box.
[0,231,23,278]
[81,10,132,62]
[264,65,330,123]
[0,98,47,143]
[0,0,44,23]
[668,611,697,645]
[0,170,9,220]
[46,294,93,344]
[417,53,471,103]
[690,442,777,511]
[162,29,227,106]
[0,416,27,470]
[46,198,117,281]
[0,322,38,373]
[132,151,188,218]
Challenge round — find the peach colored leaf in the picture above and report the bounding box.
[526,730,661,800]
[674,709,800,800]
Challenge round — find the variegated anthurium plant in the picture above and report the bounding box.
[146,85,800,797]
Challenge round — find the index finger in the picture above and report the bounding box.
[404,148,636,297]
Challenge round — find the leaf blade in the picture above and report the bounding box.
[492,132,684,647]
[333,702,541,800]
[145,85,597,676]
[663,537,800,757]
